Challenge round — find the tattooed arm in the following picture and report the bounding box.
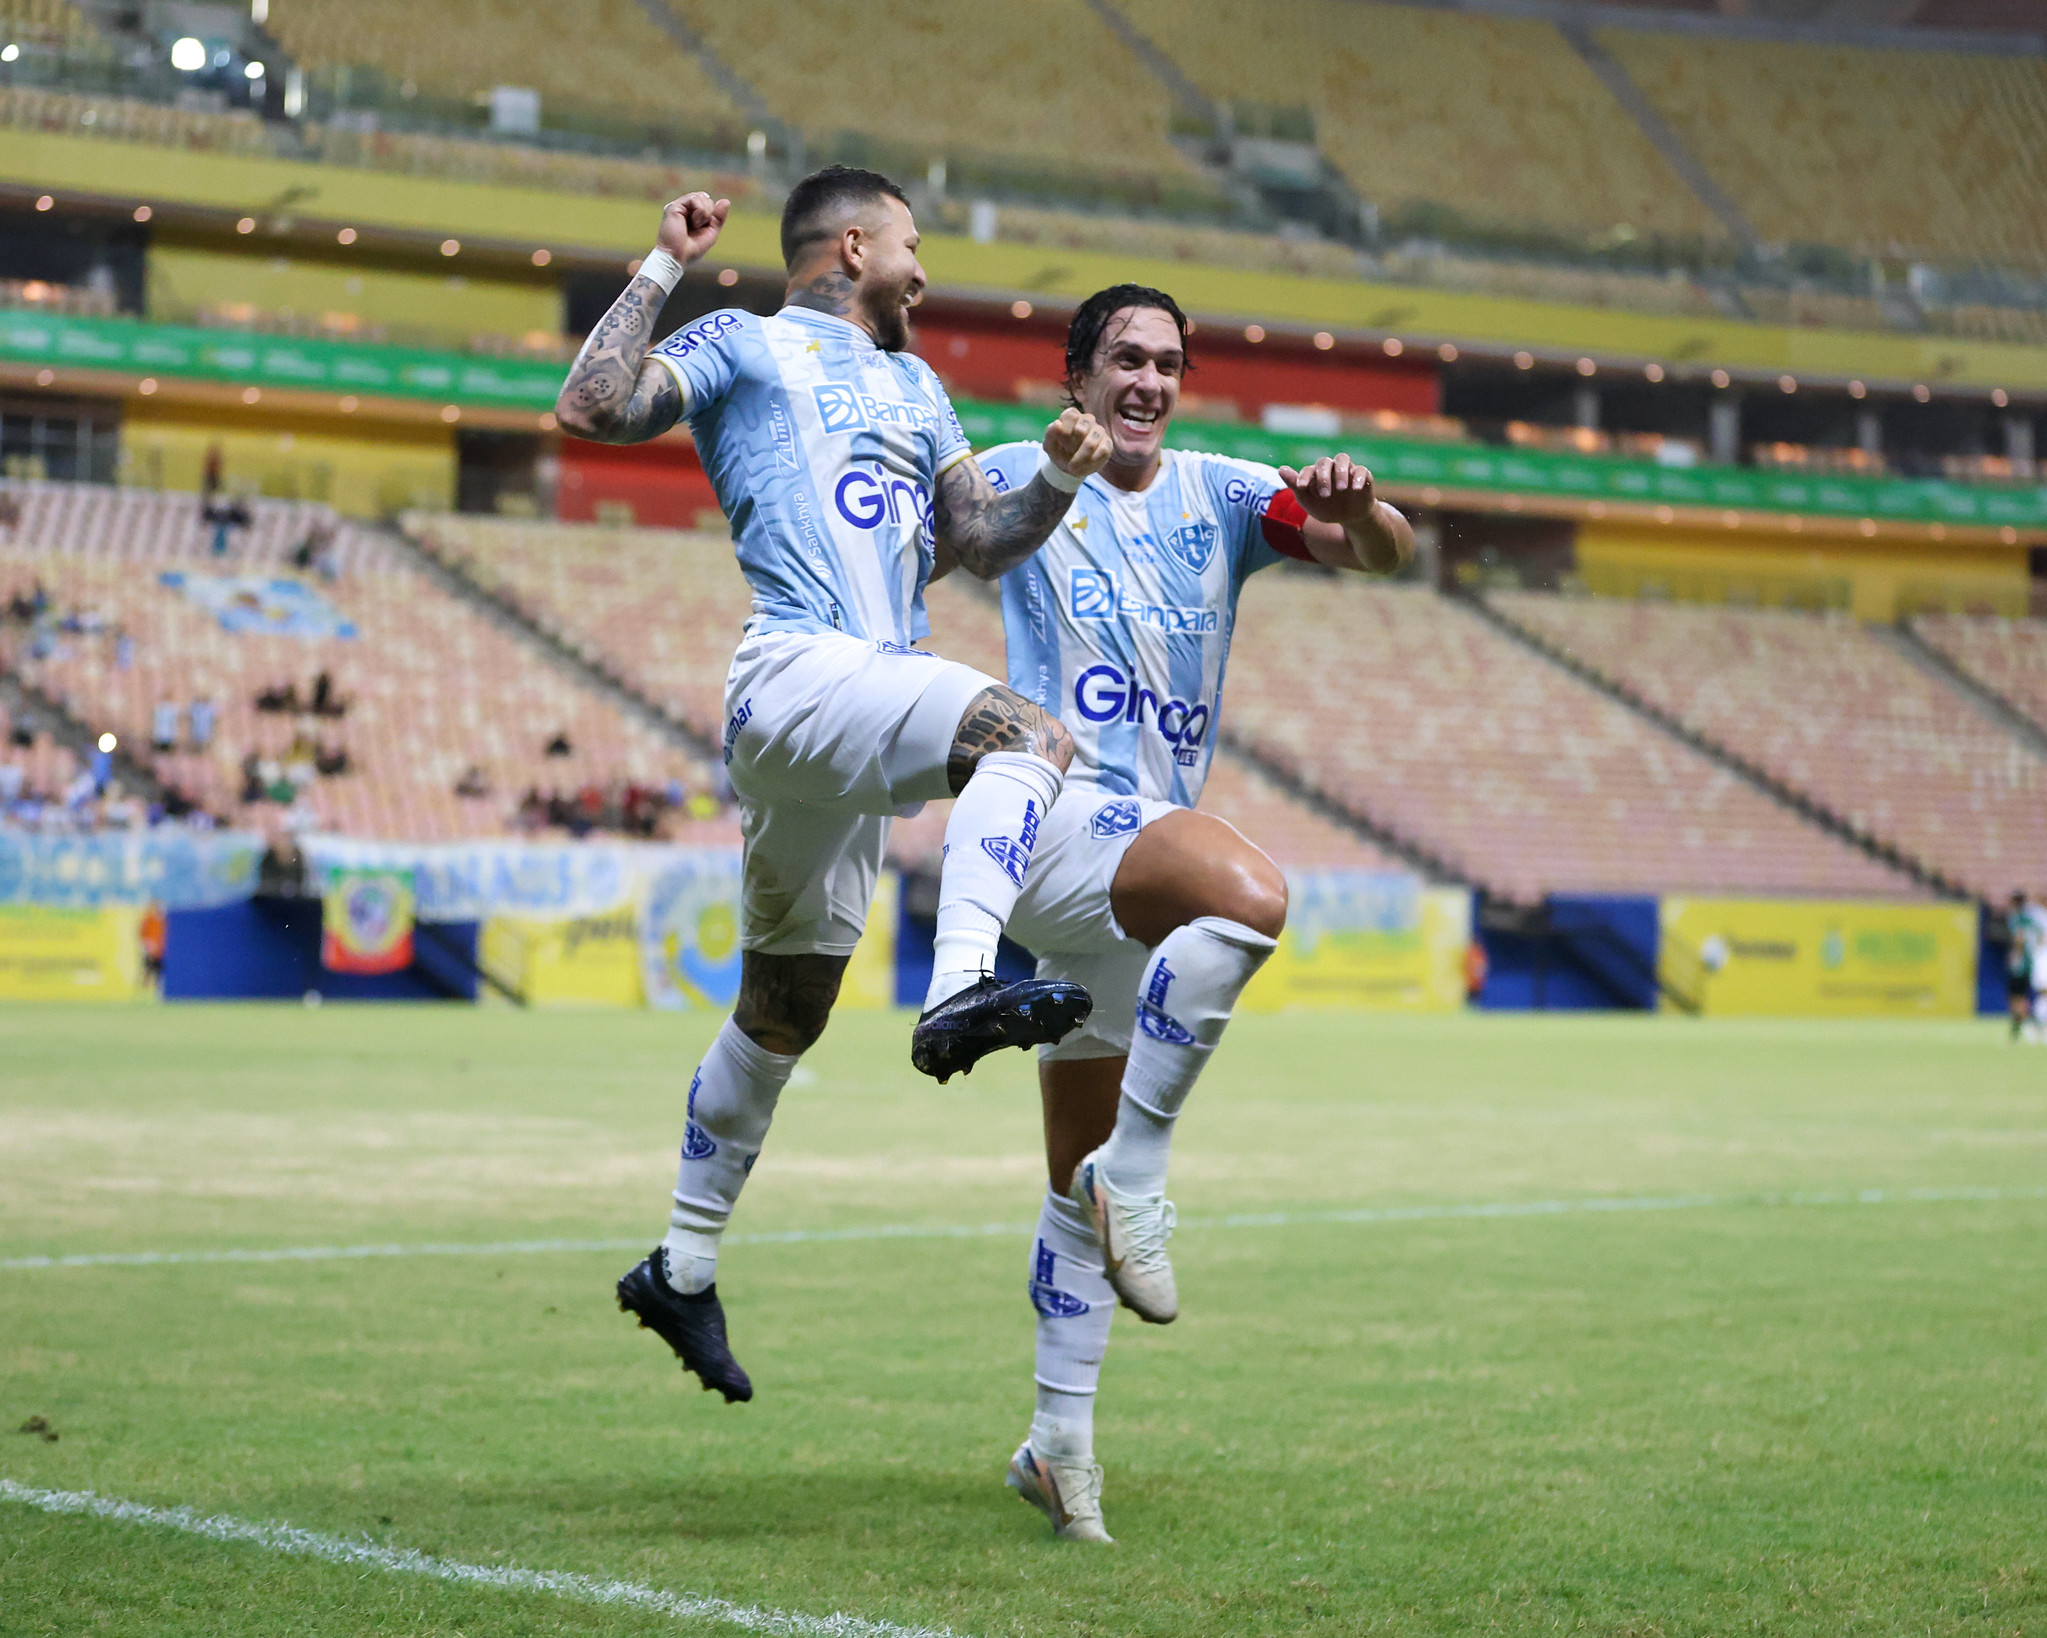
[554,192,729,445]
[933,407,1114,580]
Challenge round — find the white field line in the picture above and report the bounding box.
[0,1480,959,1638]
[3,1184,2044,1273]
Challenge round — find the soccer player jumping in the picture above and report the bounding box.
[555,170,1112,1402]
[955,285,1413,1539]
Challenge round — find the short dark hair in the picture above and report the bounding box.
[780,165,910,268]
[1063,283,1192,403]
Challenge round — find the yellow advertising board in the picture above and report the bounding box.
[482,906,644,1008]
[1659,897,1976,1017]
[1241,880,1471,1013]
[0,905,146,1001]
[838,872,898,1011]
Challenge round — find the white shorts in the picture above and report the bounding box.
[724,629,992,956]
[1004,788,1181,1062]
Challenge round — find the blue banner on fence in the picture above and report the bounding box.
[300,837,738,922]
[0,828,263,908]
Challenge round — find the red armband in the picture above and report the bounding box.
[1260,486,1313,562]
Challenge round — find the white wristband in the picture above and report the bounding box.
[636,248,686,295]
[1037,449,1084,493]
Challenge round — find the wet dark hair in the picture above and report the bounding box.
[780,165,910,268]
[1063,283,1192,404]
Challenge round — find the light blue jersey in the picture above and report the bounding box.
[652,307,973,644]
[983,443,1312,806]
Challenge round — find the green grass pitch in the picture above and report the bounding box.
[1,1003,2043,1636]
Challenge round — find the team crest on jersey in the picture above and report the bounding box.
[681,1068,717,1159]
[1028,1239,1091,1318]
[1166,520,1219,574]
[1136,958,1196,1044]
[1090,799,1142,839]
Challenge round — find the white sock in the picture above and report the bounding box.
[661,1017,799,1293]
[1097,916,1277,1196]
[923,750,1063,1011]
[1028,1188,1114,1461]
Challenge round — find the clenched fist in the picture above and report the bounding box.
[657,193,731,265]
[1042,407,1113,481]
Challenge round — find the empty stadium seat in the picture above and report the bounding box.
[1226,574,1920,904]
[264,0,742,136]
[1122,0,1722,243]
[1910,613,2047,741]
[1497,592,2047,901]
[1601,28,2047,269]
[0,484,727,843]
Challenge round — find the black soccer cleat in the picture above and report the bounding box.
[910,973,1092,1084]
[616,1250,753,1403]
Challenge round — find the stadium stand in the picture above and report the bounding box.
[1119,0,1722,243]
[1224,573,1920,904]
[1493,593,2047,902]
[263,0,743,137]
[670,0,1197,186]
[1601,28,2047,270]
[412,513,1400,871]
[1910,613,2047,739]
[0,0,96,49]
[0,485,729,842]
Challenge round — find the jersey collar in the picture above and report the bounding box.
[776,305,880,351]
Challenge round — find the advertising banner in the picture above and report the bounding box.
[0,828,262,908]
[0,905,145,1000]
[1239,873,1470,1013]
[159,571,359,638]
[300,837,716,923]
[321,866,416,975]
[482,906,644,1008]
[1659,897,1977,1017]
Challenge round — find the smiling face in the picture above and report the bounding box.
[1071,305,1185,487]
[851,195,926,353]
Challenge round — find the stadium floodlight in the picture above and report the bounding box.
[97,733,116,753]
[1,43,18,62]
[245,60,264,79]
[170,36,205,70]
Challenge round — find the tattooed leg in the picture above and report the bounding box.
[947,685,1075,795]
[733,952,848,1056]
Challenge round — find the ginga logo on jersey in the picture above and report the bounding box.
[666,311,745,359]
[1069,567,1218,634]
[834,464,932,534]
[1073,664,1213,765]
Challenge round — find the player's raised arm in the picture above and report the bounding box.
[555,192,730,445]
[935,407,1112,580]
[1276,454,1414,575]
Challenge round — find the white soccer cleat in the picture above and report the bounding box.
[1068,1149,1178,1324]
[1007,1442,1114,1543]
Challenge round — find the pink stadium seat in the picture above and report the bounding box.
[0,484,729,842]
[1226,575,1921,904]
[1497,593,2047,902]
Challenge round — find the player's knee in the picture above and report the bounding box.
[1215,851,1288,941]
[947,685,1073,790]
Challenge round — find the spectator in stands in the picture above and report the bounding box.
[151,699,181,753]
[455,764,491,799]
[314,740,350,777]
[0,490,19,534]
[0,764,21,804]
[188,697,216,752]
[291,520,338,578]
[240,752,265,805]
[255,679,301,713]
[310,670,347,717]
[114,626,134,671]
[545,729,572,757]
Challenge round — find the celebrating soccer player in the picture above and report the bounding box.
[555,171,1113,1402]
[951,284,1413,1539]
